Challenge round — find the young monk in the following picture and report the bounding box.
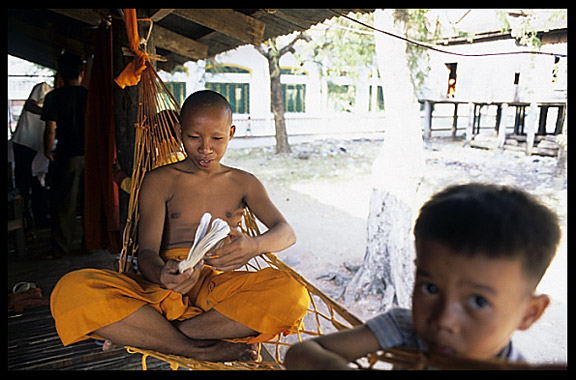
[285,183,561,369]
[50,90,310,362]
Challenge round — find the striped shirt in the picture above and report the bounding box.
[365,308,525,369]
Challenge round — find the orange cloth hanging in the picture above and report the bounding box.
[114,9,150,89]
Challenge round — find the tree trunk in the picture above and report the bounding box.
[344,189,415,307]
[255,36,305,155]
[269,57,291,154]
[554,106,567,179]
[344,9,425,311]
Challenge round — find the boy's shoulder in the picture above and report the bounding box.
[141,161,187,187]
[365,308,525,364]
[146,161,179,177]
[221,165,264,188]
[146,161,259,182]
[365,308,427,352]
[225,165,258,179]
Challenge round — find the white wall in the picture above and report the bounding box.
[158,44,386,137]
[422,39,567,103]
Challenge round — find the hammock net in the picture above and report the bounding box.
[115,11,365,368]
[117,61,185,274]
[116,62,365,365]
[115,9,565,371]
[114,20,368,365]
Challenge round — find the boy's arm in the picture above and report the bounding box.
[206,174,296,271]
[24,98,43,115]
[284,324,381,370]
[43,121,56,161]
[136,171,167,283]
[243,173,296,252]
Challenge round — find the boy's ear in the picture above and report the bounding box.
[517,294,550,331]
[174,123,181,137]
[229,125,236,139]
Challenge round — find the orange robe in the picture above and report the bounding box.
[50,249,310,346]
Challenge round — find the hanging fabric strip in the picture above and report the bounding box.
[114,9,150,89]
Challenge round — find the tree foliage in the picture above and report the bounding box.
[393,9,441,92]
[299,12,377,82]
[299,10,440,95]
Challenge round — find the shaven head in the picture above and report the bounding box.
[180,90,232,126]
[413,182,561,290]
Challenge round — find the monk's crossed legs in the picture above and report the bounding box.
[95,305,258,362]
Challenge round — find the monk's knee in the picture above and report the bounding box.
[51,268,117,313]
[274,272,311,314]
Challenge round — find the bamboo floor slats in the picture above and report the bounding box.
[7,305,173,370]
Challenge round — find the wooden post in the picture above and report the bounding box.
[423,100,432,141]
[513,105,522,134]
[538,105,549,135]
[554,104,567,178]
[465,102,474,146]
[474,104,482,135]
[554,105,566,135]
[495,104,502,132]
[525,102,538,156]
[451,103,459,139]
[496,103,508,150]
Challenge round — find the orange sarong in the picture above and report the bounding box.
[50,249,310,346]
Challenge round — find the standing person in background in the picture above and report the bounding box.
[41,52,88,258]
[10,81,53,232]
[30,140,53,228]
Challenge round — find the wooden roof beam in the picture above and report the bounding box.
[173,9,265,46]
[150,9,175,22]
[52,9,207,62]
[153,26,208,61]
[8,16,89,68]
[49,9,102,26]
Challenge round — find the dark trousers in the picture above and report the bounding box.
[51,155,84,257]
[31,175,51,227]
[12,142,36,228]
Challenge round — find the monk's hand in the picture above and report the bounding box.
[160,259,204,294]
[205,227,256,272]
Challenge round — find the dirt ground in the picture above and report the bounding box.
[225,134,567,365]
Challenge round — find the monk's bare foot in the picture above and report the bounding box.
[99,338,258,362]
[101,339,121,351]
[238,343,260,362]
[194,340,258,362]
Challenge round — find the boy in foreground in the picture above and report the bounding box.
[51,90,310,362]
[285,183,561,369]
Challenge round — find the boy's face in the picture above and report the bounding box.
[179,105,235,172]
[412,240,549,360]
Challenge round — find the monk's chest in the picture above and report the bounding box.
[165,179,245,225]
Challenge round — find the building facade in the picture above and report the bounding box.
[159,44,387,138]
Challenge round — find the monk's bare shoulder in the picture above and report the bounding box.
[224,165,261,187]
[140,161,184,199]
[141,162,171,182]
[147,160,194,177]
